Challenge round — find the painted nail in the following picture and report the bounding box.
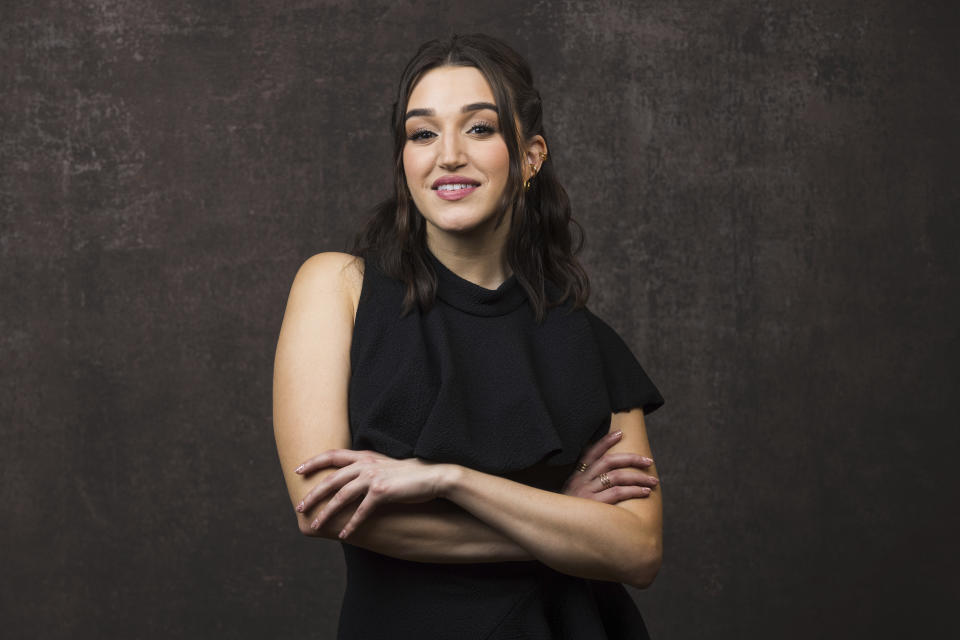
[295,464,305,473]
[613,430,623,438]
[338,529,347,539]
[296,502,304,512]
[650,477,659,485]
[311,519,320,530]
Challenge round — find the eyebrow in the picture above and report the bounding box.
[404,102,499,122]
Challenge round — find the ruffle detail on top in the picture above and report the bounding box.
[347,249,664,478]
[584,309,666,416]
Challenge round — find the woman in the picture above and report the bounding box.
[273,33,665,639]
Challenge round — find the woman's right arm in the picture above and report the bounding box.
[273,251,534,563]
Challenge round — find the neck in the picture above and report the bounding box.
[425,222,513,290]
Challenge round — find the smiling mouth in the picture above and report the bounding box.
[433,183,481,192]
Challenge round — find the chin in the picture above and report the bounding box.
[423,210,495,234]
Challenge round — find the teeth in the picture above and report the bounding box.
[437,183,476,191]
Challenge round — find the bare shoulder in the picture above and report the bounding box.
[290,251,365,322]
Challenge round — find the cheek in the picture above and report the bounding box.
[402,145,428,180]
[477,143,511,182]
[402,147,429,207]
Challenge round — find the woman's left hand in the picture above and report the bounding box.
[294,449,448,539]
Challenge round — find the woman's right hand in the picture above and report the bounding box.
[561,430,659,503]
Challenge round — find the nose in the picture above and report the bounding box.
[437,128,466,170]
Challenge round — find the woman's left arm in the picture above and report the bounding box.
[440,407,662,589]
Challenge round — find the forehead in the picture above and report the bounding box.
[407,66,495,111]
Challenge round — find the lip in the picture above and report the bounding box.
[434,184,478,201]
[431,174,481,189]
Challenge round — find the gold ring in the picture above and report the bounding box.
[599,472,612,489]
[576,462,589,473]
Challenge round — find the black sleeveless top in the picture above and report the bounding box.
[338,246,665,640]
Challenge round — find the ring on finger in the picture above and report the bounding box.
[576,462,589,473]
[599,472,612,489]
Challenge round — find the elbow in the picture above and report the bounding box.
[624,536,662,590]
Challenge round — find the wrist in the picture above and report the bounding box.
[436,463,465,499]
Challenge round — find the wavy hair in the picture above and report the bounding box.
[349,33,590,323]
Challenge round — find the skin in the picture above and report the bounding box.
[273,65,663,587]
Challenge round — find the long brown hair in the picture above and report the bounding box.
[349,33,590,323]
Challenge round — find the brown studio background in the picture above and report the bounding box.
[2,1,957,638]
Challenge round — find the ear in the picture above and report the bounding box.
[522,135,548,180]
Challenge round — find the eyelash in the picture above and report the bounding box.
[408,121,497,141]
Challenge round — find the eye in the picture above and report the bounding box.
[468,121,497,136]
[407,127,435,142]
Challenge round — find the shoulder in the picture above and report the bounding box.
[578,305,606,335]
[581,306,625,340]
[290,251,365,323]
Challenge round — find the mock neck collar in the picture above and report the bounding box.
[426,246,528,317]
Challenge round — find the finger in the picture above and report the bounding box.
[298,449,388,475]
[338,490,382,539]
[295,449,360,475]
[592,485,653,504]
[578,430,625,471]
[567,442,627,492]
[297,465,362,513]
[589,452,655,475]
[311,476,369,531]
[594,469,659,492]
[568,452,654,494]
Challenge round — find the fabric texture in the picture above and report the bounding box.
[338,245,664,640]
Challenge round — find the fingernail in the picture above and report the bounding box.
[296,502,304,512]
[641,487,651,494]
[338,529,347,539]
[295,464,305,474]
[641,457,652,464]
[613,430,623,438]
[311,519,320,530]
[650,477,659,485]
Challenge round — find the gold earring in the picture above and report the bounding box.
[524,162,537,191]
[524,153,547,192]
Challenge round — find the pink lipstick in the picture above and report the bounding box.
[432,174,481,200]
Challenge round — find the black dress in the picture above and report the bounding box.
[338,245,665,640]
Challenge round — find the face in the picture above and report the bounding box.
[402,65,512,240]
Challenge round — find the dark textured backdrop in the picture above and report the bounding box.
[2,1,957,638]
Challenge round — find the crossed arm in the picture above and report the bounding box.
[272,252,662,589]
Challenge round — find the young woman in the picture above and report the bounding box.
[273,33,665,639]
